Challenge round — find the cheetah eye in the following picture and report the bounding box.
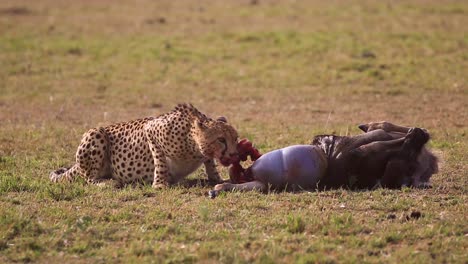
[218,138,226,144]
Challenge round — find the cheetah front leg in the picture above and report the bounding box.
[146,140,171,189]
[204,159,223,183]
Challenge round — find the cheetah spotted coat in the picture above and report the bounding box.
[50,104,239,188]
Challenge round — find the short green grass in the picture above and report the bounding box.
[0,0,467,263]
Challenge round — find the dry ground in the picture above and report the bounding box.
[0,0,467,263]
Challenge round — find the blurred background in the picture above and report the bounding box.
[1,0,466,135]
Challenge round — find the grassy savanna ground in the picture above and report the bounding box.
[0,0,467,263]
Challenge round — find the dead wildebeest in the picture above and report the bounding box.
[211,121,438,195]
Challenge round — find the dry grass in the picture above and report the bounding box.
[0,0,467,263]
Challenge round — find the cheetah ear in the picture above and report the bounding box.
[217,116,228,123]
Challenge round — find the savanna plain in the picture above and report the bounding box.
[0,0,467,263]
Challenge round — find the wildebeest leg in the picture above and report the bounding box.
[358,122,437,187]
[352,137,406,153]
[358,121,416,134]
[345,129,404,150]
[343,137,407,188]
[313,130,407,189]
[213,180,267,193]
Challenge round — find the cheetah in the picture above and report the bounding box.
[50,104,239,188]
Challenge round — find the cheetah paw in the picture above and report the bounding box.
[152,183,168,189]
[49,167,68,182]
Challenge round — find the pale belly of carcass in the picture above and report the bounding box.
[250,145,328,189]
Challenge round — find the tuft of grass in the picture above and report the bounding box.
[0,173,35,194]
[286,214,306,234]
[42,183,86,201]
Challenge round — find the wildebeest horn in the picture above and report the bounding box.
[358,124,369,132]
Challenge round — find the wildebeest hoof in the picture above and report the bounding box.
[214,182,231,191]
[208,190,218,199]
[358,124,369,132]
[406,128,430,147]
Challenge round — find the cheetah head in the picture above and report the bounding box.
[193,117,239,166]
